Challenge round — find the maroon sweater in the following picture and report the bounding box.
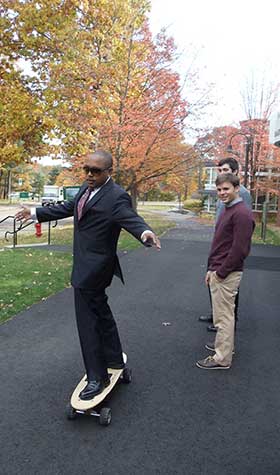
[208,201,255,279]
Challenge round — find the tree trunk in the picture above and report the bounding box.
[183,183,188,200]
[178,192,182,210]
[114,146,122,185]
[0,172,9,199]
[130,182,138,211]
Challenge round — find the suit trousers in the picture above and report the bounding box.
[74,288,124,381]
[209,271,242,366]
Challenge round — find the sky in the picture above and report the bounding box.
[148,0,280,128]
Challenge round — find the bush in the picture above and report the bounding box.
[140,189,176,201]
[183,199,203,212]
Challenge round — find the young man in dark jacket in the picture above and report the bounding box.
[196,173,255,369]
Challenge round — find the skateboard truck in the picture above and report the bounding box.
[66,405,113,426]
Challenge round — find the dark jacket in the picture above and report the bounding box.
[36,179,151,289]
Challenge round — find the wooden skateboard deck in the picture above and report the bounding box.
[67,353,131,425]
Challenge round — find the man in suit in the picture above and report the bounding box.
[16,150,160,399]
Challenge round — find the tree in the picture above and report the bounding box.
[74,23,203,207]
[47,166,62,185]
[55,166,81,187]
[2,0,150,156]
[197,120,280,225]
[11,161,46,197]
[239,68,280,224]
[0,64,49,196]
[12,164,33,193]
[30,171,45,198]
[2,0,210,207]
[195,126,240,161]
[241,68,280,121]
[0,2,53,197]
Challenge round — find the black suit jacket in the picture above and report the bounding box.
[36,179,152,290]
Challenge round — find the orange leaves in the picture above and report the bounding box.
[197,120,280,199]
[1,0,201,195]
[95,25,191,189]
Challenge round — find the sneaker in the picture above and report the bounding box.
[196,355,230,370]
[205,342,235,354]
[207,324,217,332]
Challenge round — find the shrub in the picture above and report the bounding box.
[141,189,176,201]
[183,199,203,212]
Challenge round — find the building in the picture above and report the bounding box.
[198,160,217,213]
[269,112,280,147]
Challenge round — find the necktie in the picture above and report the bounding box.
[77,188,91,220]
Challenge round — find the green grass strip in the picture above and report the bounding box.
[0,249,72,323]
[252,224,280,246]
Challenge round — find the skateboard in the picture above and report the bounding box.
[66,353,131,426]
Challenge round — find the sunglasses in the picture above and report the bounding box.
[83,165,111,175]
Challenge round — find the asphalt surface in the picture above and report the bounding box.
[1,219,280,475]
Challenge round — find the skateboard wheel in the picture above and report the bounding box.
[99,407,112,426]
[122,367,132,384]
[66,403,77,420]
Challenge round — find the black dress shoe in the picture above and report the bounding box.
[107,362,125,369]
[207,324,217,332]
[79,378,110,400]
[198,315,213,323]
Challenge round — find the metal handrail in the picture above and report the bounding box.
[0,215,57,248]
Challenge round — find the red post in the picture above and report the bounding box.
[35,222,42,237]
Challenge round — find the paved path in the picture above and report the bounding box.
[1,219,280,475]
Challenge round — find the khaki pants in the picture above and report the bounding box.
[209,271,243,366]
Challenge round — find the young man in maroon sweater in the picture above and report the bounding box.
[196,173,255,370]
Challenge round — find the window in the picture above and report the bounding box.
[204,167,217,190]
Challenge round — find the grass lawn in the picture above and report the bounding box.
[0,249,72,324]
[253,223,280,246]
[0,213,174,323]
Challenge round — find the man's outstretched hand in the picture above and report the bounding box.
[15,206,32,223]
[142,231,161,250]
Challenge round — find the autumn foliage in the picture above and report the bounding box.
[0,0,209,204]
[196,119,280,224]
